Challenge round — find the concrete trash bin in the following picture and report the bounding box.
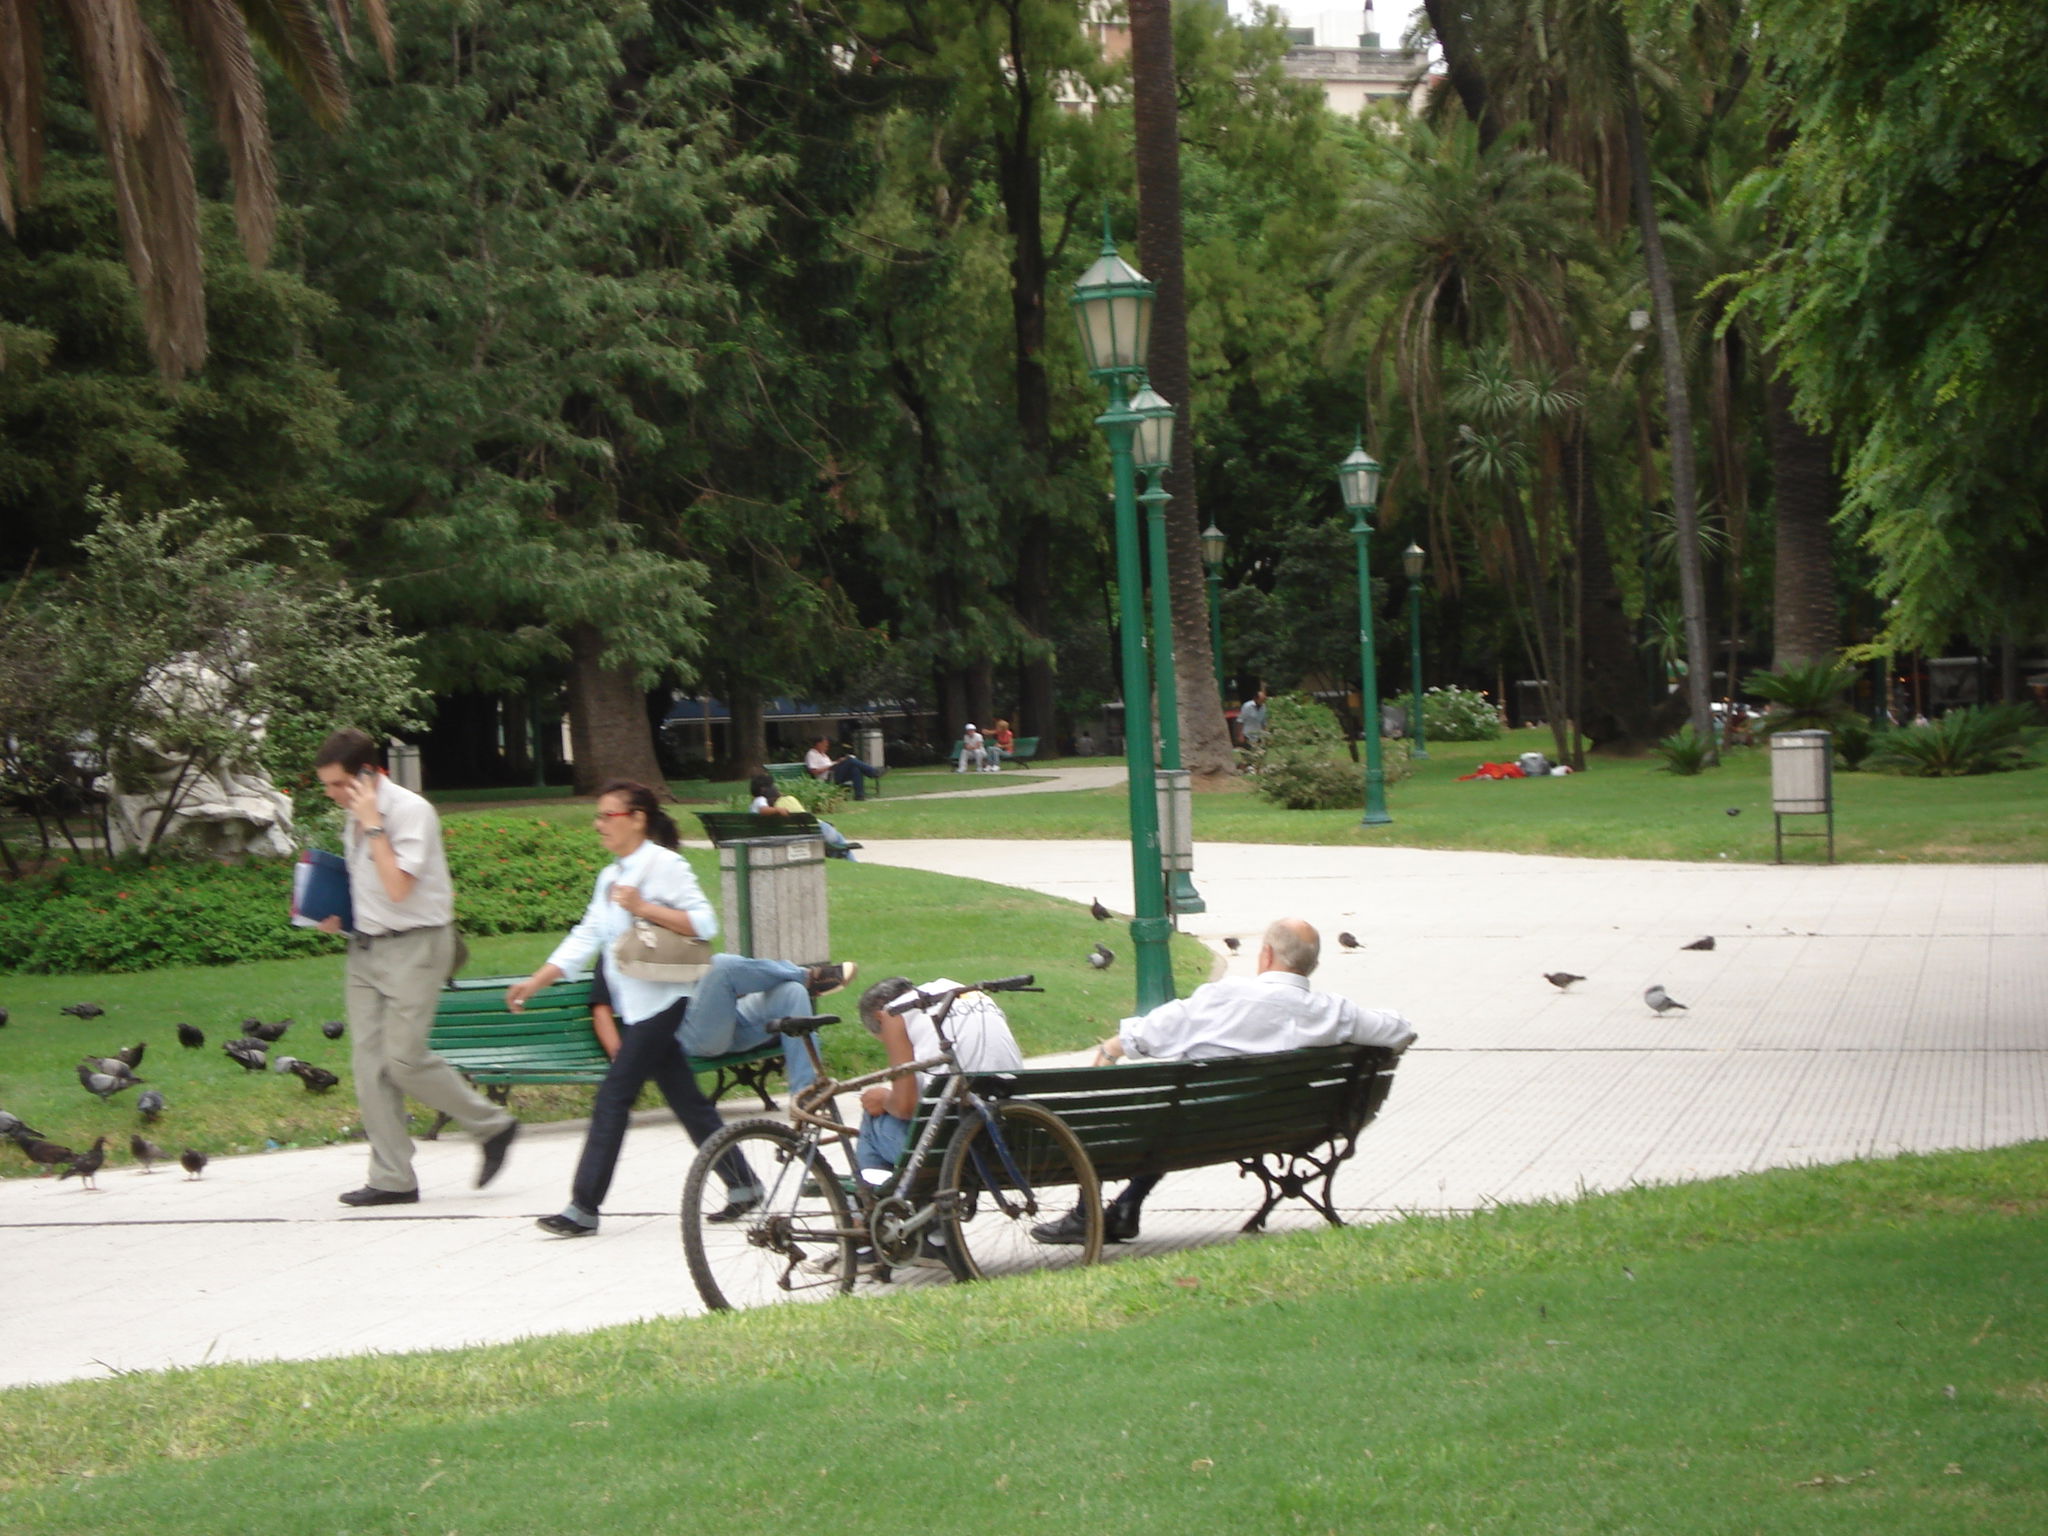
[718,834,828,961]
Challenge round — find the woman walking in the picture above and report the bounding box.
[507,780,755,1236]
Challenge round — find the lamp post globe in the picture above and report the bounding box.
[1402,541,1429,760]
[1337,436,1392,826]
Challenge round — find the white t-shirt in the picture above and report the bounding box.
[892,979,1023,1088]
[805,746,833,776]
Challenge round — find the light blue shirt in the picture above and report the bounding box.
[545,842,719,1027]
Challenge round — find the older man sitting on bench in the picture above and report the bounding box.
[1031,916,1417,1245]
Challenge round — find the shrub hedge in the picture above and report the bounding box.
[0,815,607,974]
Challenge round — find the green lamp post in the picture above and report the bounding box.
[1131,379,1203,916]
[1337,436,1392,826]
[1071,223,1175,1011]
[1202,522,1225,702]
[1402,540,1429,761]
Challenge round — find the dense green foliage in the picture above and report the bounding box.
[1247,692,1410,809]
[1866,705,2040,779]
[1393,685,1504,742]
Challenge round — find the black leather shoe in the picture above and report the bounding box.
[476,1121,519,1188]
[339,1185,418,1207]
[536,1212,597,1237]
[705,1194,760,1224]
[1030,1203,1138,1245]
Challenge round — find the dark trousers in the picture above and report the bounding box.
[1113,1172,1163,1217]
[828,757,880,799]
[570,996,751,1215]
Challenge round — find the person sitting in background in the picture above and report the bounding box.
[957,724,987,773]
[987,719,1015,772]
[748,773,859,859]
[805,736,883,801]
[1031,917,1416,1246]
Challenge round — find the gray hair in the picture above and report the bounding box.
[1263,918,1320,976]
[856,975,915,1038]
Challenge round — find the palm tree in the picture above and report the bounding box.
[0,1,391,378]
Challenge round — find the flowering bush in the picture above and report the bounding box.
[1392,686,1503,742]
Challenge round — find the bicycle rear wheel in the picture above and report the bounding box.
[937,1098,1102,1281]
[681,1119,857,1311]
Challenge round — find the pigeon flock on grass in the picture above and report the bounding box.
[4,1009,345,1191]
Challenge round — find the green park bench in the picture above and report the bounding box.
[947,734,1039,766]
[901,1042,1402,1231]
[693,810,821,843]
[425,975,787,1131]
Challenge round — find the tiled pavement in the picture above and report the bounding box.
[3,839,2042,1388]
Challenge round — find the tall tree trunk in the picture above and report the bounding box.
[725,681,766,779]
[1765,366,1840,670]
[566,625,670,796]
[1130,0,1233,776]
[1565,428,1655,750]
[1619,54,1715,760]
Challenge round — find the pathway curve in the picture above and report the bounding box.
[4,835,2042,1388]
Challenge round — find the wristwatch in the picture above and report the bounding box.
[363,826,387,838]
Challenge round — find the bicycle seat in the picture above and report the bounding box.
[766,1013,839,1038]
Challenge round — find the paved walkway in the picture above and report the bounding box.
[4,836,2042,1389]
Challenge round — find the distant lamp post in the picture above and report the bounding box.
[1131,379,1203,915]
[1071,221,1174,1010]
[1402,540,1429,761]
[1201,523,1226,701]
[1336,436,1391,826]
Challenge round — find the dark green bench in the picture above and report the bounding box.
[929,1043,1402,1231]
[427,974,787,1124]
[947,735,1037,767]
[764,762,809,785]
[694,810,820,843]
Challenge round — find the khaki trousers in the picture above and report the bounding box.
[346,925,512,1192]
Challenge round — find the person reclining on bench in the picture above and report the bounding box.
[673,954,859,1094]
[1032,917,1417,1246]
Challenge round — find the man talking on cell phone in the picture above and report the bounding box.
[312,728,518,1207]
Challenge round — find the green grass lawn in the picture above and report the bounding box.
[825,729,2048,863]
[2,1142,2042,1531]
[0,858,1210,1177]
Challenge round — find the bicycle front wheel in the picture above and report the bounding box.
[681,1119,857,1312]
[938,1098,1102,1281]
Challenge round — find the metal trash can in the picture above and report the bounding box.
[1770,729,1834,863]
[718,834,828,961]
[856,727,885,770]
[1154,767,1204,913]
[387,740,422,792]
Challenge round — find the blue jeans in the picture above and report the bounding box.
[828,757,881,799]
[856,1111,910,1174]
[673,954,817,1090]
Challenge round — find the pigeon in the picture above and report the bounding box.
[82,1055,141,1081]
[247,1018,291,1044]
[222,1039,268,1072]
[271,1055,305,1076]
[116,1041,147,1069]
[136,1089,166,1122]
[321,1019,347,1041]
[78,1064,141,1101]
[291,1062,340,1094]
[179,1147,209,1180]
[57,1136,108,1189]
[1682,936,1716,952]
[177,1023,205,1049]
[0,1005,9,1026]
[1645,985,1688,1015]
[17,1136,78,1172]
[130,1133,165,1172]
[61,1003,105,1019]
[1223,936,1241,953]
[1337,932,1362,951]
[1,1109,46,1140]
[1725,807,1742,817]
[1089,897,1113,922]
[1087,943,1115,970]
[1544,972,1585,990]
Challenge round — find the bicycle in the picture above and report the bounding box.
[679,974,1104,1311]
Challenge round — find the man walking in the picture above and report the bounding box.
[1032,917,1414,1244]
[313,729,517,1206]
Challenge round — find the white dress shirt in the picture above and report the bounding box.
[545,842,720,1027]
[344,777,454,935]
[1119,969,1416,1061]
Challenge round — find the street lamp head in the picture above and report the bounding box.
[1403,541,1424,581]
[1071,225,1154,380]
[1336,436,1382,515]
[1201,522,1226,568]
[1129,382,1176,473]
